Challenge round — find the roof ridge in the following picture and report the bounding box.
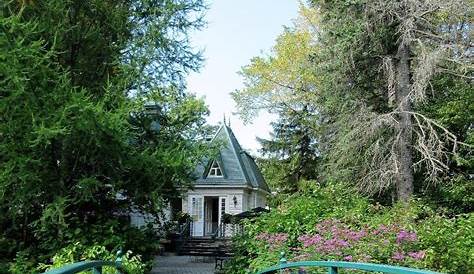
[222,125,252,187]
[209,124,225,142]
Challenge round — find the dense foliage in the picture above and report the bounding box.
[227,183,473,273]
[1,0,472,273]
[234,1,472,201]
[230,1,472,273]
[10,242,146,274]
[0,0,211,272]
[256,111,319,193]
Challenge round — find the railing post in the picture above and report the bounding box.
[279,251,287,273]
[328,266,338,274]
[115,249,123,274]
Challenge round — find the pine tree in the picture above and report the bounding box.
[0,0,210,262]
[309,0,472,201]
[258,107,319,192]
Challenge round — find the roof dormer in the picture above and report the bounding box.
[207,160,223,177]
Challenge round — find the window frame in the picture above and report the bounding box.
[207,160,223,177]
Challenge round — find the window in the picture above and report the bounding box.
[221,198,226,216]
[207,160,223,177]
[219,197,226,224]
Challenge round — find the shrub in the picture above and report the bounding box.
[6,218,159,273]
[7,251,36,274]
[37,242,146,274]
[226,183,474,274]
[416,214,473,273]
[8,242,147,274]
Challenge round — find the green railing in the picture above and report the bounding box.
[257,252,441,274]
[41,250,125,274]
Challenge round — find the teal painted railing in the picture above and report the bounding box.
[41,250,124,274]
[257,252,441,274]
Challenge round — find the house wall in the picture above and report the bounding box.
[182,187,268,216]
[129,206,170,230]
[181,187,269,237]
[182,187,247,215]
[245,189,268,210]
[245,190,253,210]
[257,191,268,208]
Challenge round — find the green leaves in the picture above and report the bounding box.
[233,7,319,123]
[1,0,209,270]
[233,6,321,193]
[36,242,147,274]
[231,186,474,273]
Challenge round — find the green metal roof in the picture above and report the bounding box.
[194,124,270,193]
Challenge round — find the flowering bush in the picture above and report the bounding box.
[255,232,289,250]
[261,219,426,266]
[225,183,473,274]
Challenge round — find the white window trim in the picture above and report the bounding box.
[207,160,223,177]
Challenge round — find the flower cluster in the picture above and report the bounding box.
[392,250,426,261]
[254,219,427,265]
[396,230,417,243]
[295,219,426,264]
[255,232,288,249]
[297,234,322,248]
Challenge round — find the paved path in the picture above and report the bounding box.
[151,255,215,274]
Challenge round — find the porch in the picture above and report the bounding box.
[188,195,228,238]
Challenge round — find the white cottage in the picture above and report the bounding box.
[181,123,270,237]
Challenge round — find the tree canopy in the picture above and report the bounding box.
[234,1,472,203]
[0,0,213,269]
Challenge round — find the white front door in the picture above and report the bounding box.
[189,195,204,237]
[204,197,213,236]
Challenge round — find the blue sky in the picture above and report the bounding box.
[187,0,299,154]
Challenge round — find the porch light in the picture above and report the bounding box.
[233,195,238,207]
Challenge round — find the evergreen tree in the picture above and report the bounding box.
[0,0,210,264]
[257,106,319,192]
[233,5,320,192]
[234,2,472,202]
[309,0,472,201]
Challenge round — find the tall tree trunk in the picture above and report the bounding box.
[395,43,414,202]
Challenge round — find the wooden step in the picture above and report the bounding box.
[175,237,233,257]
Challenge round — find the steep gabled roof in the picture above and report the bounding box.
[194,124,270,193]
[240,151,270,192]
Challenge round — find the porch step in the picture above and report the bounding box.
[178,238,233,257]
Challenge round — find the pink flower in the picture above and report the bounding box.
[343,255,353,261]
[392,251,405,261]
[256,232,288,249]
[346,230,366,241]
[408,251,426,261]
[373,224,389,235]
[298,234,323,247]
[255,232,269,241]
[396,230,417,243]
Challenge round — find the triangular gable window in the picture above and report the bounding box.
[207,160,223,177]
